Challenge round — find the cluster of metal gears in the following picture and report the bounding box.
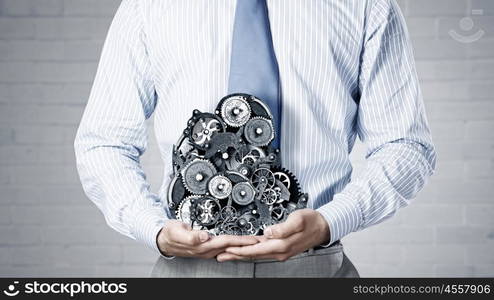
[167,93,308,236]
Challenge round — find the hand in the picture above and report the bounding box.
[217,209,330,262]
[157,220,259,259]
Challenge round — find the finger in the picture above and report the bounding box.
[210,234,259,247]
[264,213,304,239]
[169,224,210,246]
[194,235,259,254]
[216,252,251,262]
[226,239,284,257]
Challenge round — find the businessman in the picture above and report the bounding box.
[75,0,436,277]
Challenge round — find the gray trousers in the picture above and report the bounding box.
[151,242,359,278]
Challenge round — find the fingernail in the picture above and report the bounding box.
[265,227,273,238]
[199,232,209,242]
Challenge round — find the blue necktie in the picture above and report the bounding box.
[228,0,281,149]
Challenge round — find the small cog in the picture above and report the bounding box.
[220,95,252,127]
[176,195,203,229]
[231,181,256,205]
[181,159,217,194]
[207,174,233,199]
[191,196,221,226]
[243,117,274,147]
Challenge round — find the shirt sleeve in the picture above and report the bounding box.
[74,0,170,254]
[316,0,437,245]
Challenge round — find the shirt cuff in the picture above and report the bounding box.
[316,187,363,245]
[132,207,171,257]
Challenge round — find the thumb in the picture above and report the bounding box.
[171,221,210,245]
[264,214,304,239]
[187,229,211,245]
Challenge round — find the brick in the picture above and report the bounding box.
[0,186,40,205]
[0,0,63,16]
[0,18,35,39]
[434,179,494,203]
[0,247,8,265]
[9,165,79,185]
[472,265,494,277]
[375,263,436,277]
[64,40,104,61]
[413,39,468,60]
[436,225,494,244]
[0,127,14,145]
[433,142,463,161]
[39,205,105,226]
[435,265,475,277]
[61,245,121,265]
[0,62,97,83]
[94,264,154,277]
[464,160,493,179]
[404,245,465,264]
[465,205,494,225]
[416,60,494,80]
[465,120,494,140]
[0,205,11,224]
[34,17,112,40]
[42,225,128,245]
[63,0,121,17]
[426,102,494,121]
[14,125,66,145]
[121,244,156,264]
[407,0,468,16]
[7,245,62,265]
[429,120,464,141]
[466,244,494,264]
[470,0,494,16]
[0,145,38,165]
[406,17,437,37]
[0,104,84,125]
[468,38,494,58]
[38,186,87,205]
[374,245,404,264]
[0,226,41,245]
[0,40,65,61]
[361,225,434,244]
[432,161,464,180]
[0,83,92,104]
[402,204,463,225]
[10,205,42,225]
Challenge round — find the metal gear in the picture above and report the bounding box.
[189,114,223,147]
[243,117,274,147]
[220,95,252,127]
[261,188,278,205]
[251,168,275,189]
[176,195,203,229]
[220,206,237,221]
[168,93,308,236]
[271,167,301,200]
[207,174,233,199]
[231,181,256,205]
[181,159,217,194]
[192,196,221,226]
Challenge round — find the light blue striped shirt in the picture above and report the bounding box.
[75,0,436,254]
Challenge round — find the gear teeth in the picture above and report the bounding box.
[244,116,274,147]
[273,166,302,195]
[220,95,252,128]
[180,158,216,194]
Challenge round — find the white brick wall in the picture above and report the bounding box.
[0,0,493,277]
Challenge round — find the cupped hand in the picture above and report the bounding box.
[216,209,330,262]
[157,220,259,259]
